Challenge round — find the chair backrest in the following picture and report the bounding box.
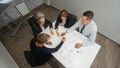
[24,51,41,67]
[27,15,39,38]
[27,16,36,28]
[69,13,77,20]
[68,13,77,26]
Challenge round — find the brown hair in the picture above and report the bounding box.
[36,33,49,44]
[60,10,68,18]
[83,11,94,20]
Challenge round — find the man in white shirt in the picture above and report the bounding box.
[62,11,97,48]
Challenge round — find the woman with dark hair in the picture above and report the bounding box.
[30,33,66,65]
[55,10,77,36]
[55,10,68,29]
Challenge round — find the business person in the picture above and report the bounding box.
[62,11,97,48]
[31,12,54,38]
[30,33,66,65]
[55,10,76,36]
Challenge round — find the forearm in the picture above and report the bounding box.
[55,17,62,29]
[83,31,97,47]
[46,19,53,28]
[67,22,79,32]
[55,21,60,29]
[48,41,63,53]
[83,41,95,47]
[49,23,53,29]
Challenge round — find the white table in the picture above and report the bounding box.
[41,26,101,68]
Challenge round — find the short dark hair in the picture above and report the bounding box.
[83,11,94,20]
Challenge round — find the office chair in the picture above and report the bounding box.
[24,51,42,67]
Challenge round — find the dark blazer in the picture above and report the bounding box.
[30,39,63,64]
[55,13,77,29]
[27,16,53,38]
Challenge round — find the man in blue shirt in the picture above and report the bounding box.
[62,11,97,48]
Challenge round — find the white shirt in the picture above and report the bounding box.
[68,19,97,46]
[40,25,45,31]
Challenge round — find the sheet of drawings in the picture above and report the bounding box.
[43,26,68,48]
[52,31,88,67]
[41,27,88,63]
[42,27,62,48]
[41,27,101,68]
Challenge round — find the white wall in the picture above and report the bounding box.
[0,42,19,68]
[43,0,50,5]
[50,0,120,44]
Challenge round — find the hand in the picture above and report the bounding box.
[75,43,83,49]
[61,17,66,21]
[59,23,64,26]
[46,41,52,45]
[50,28,54,35]
[61,32,67,36]
[56,29,60,36]
[61,37,66,42]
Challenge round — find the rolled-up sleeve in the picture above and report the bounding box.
[67,21,79,32]
[83,30,97,47]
